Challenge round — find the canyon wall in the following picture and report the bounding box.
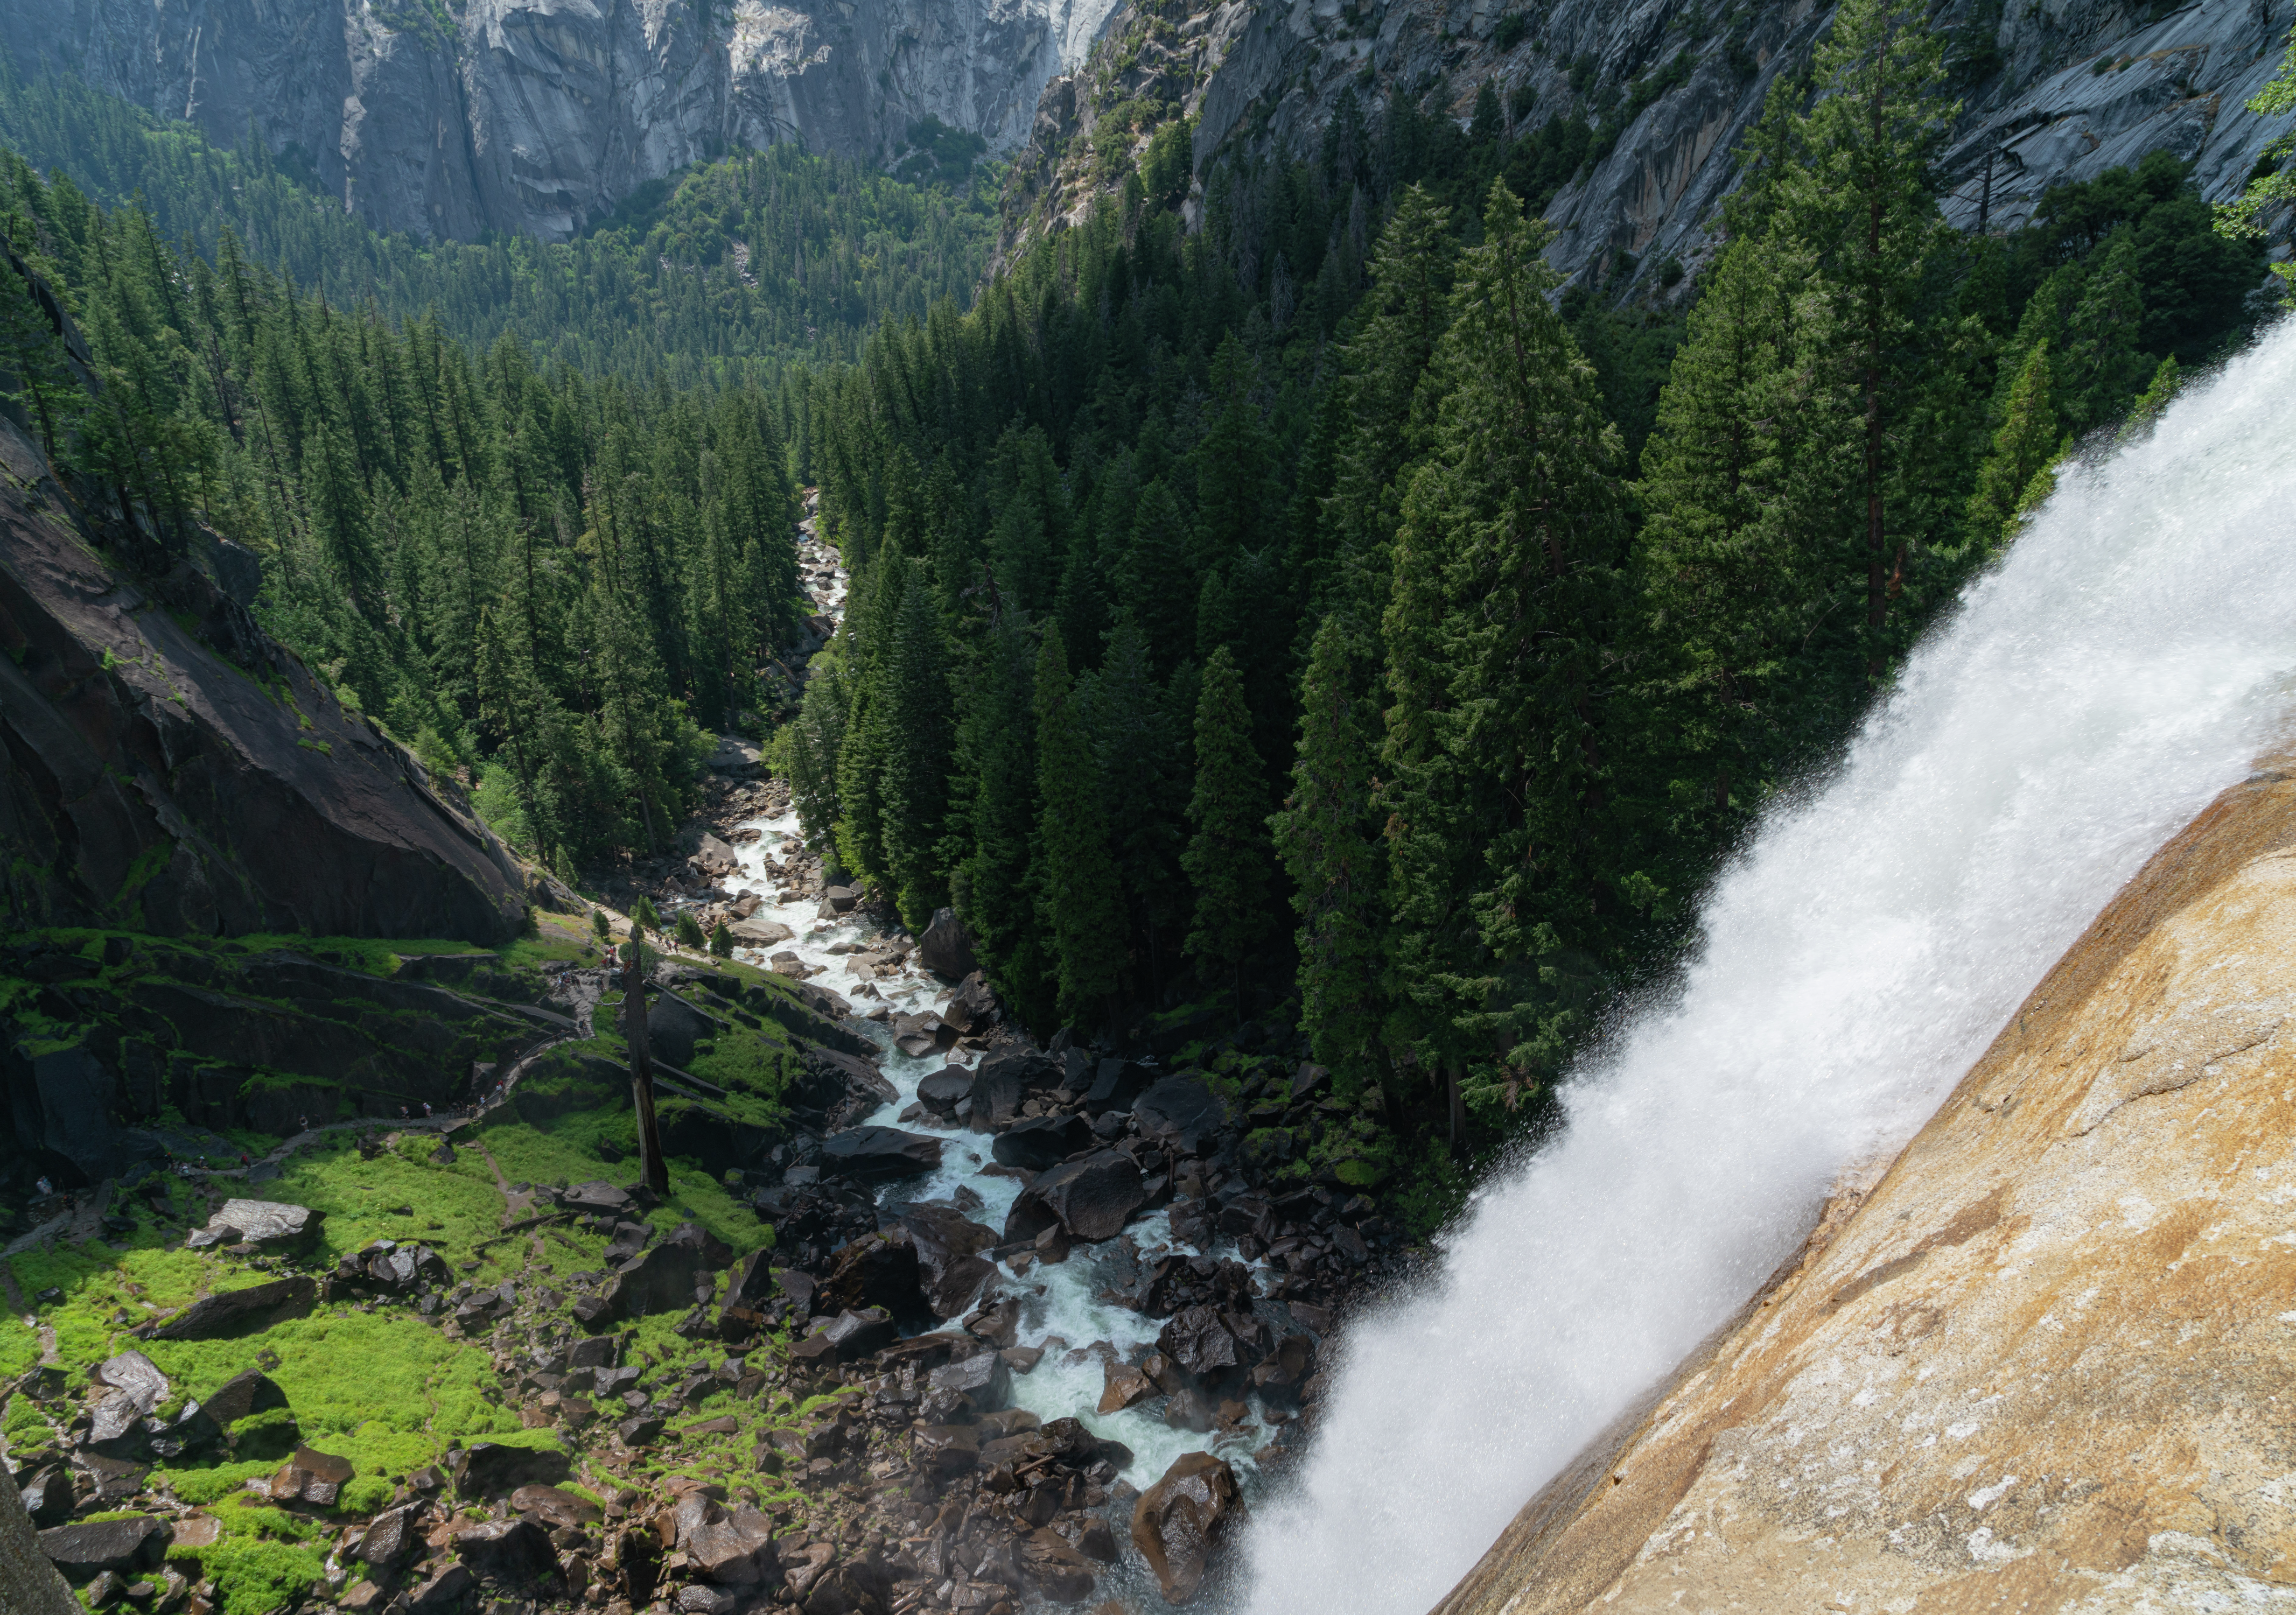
[1002,0,2295,293]
[2,0,1122,241]
[1433,756,2296,1613]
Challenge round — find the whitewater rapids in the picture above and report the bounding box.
[1240,318,2296,1615]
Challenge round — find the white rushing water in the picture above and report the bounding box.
[1241,320,2296,1615]
[702,511,1282,1507]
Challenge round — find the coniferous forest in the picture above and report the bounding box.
[0,0,2281,1199]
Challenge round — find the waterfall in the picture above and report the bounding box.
[1240,318,2296,1615]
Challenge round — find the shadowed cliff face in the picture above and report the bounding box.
[2,0,1121,242]
[1003,0,2293,294]
[0,411,528,945]
[1434,759,2296,1614]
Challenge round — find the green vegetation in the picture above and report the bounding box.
[0,53,997,382]
[785,0,2271,1186]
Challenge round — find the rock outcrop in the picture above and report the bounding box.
[0,405,527,943]
[1000,0,2295,294]
[1436,761,2296,1613]
[2,0,1123,243]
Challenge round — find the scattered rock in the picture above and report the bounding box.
[454,1518,559,1584]
[143,1276,316,1340]
[675,1493,779,1585]
[1131,1078,1227,1156]
[407,1563,473,1610]
[453,1441,571,1495]
[192,1199,322,1252]
[510,1486,601,1529]
[992,1114,1094,1170]
[37,1516,169,1583]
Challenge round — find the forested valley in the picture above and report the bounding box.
[0,0,2280,1213]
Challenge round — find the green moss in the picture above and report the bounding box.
[169,1499,327,1614]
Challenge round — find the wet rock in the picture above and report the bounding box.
[1098,1361,1154,1414]
[926,1350,1011,1421]
[915,1066,976,1118]
[1131,1452,1240,1604]
[511,1485,601,1529]
[992,1114,1094,1170]
[453,1441,571,1495]
[965,1297,1021,1349]
[1019,1528,1100,1602]
[1131,1078,1227,1157]
[919,908,979,979]
[819,1125,943,1182]
[1004,1150,1146,1245]
[1161,1386,1216,1434]
[793,1048,899,1126]
[816,1227,929,1321]
[37,1516,169,1583]
[143,1276,316,1340]
[1157,1306,1245,1379]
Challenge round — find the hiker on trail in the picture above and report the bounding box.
[299,1114,309,1132]
[35,1176,52,1197]
[423,1101,433,1118]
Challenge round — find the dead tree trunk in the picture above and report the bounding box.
[621,938,669,1195]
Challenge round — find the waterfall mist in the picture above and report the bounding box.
[1239,319,2296,1615]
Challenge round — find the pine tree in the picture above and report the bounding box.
[1183,645,1275,1015]
[1271,618,1385,1093]
[2056,228,2149,434]
[879,567,954,929]
[1119,479,1195,677]
[1033,630,1126,1026]
[957,613,1049,1020]
[1964,339,2059,552]
[0,237,84,466]
[1631,231,1819,818]
[1191,335,1277,574]
[1770,0,1964,678]
[1383,179,1628,1114]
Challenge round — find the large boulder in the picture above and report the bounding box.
[197,1368,285,1430]
[675,1494,778,1585]
[885,1203,1000,1318]
[355,1505,422,1567]
[992,1114,1094,1171]
[1003,1150,1147,1245]
[1131,1077,1227,1156]
[967,1047,1060,1130]
[144,1276,315,1340]
[791,1048,898,1128]
[817,1126,941,1181]
[727,916,794,945]
[190,1198,322,1252]
[1157,1305,1248,1380]
[1131,1452,1240,1604]
[918,908,979,979]
[453,1518,559,1584]
[603,1222,731,1319]
[453,1441,571,1496]
[915,1066,975,1118]
[36,1515,170,1583]
[940,972,998,1035]
[1083,1058,1156,1112]
[814,1227,928,1322]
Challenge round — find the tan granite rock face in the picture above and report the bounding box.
[1437,764,2296,1615]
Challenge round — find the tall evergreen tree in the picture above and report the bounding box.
[1271,617,1385,1093]
[1184,645,1276,1013]
[1033,631,1126,1026]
